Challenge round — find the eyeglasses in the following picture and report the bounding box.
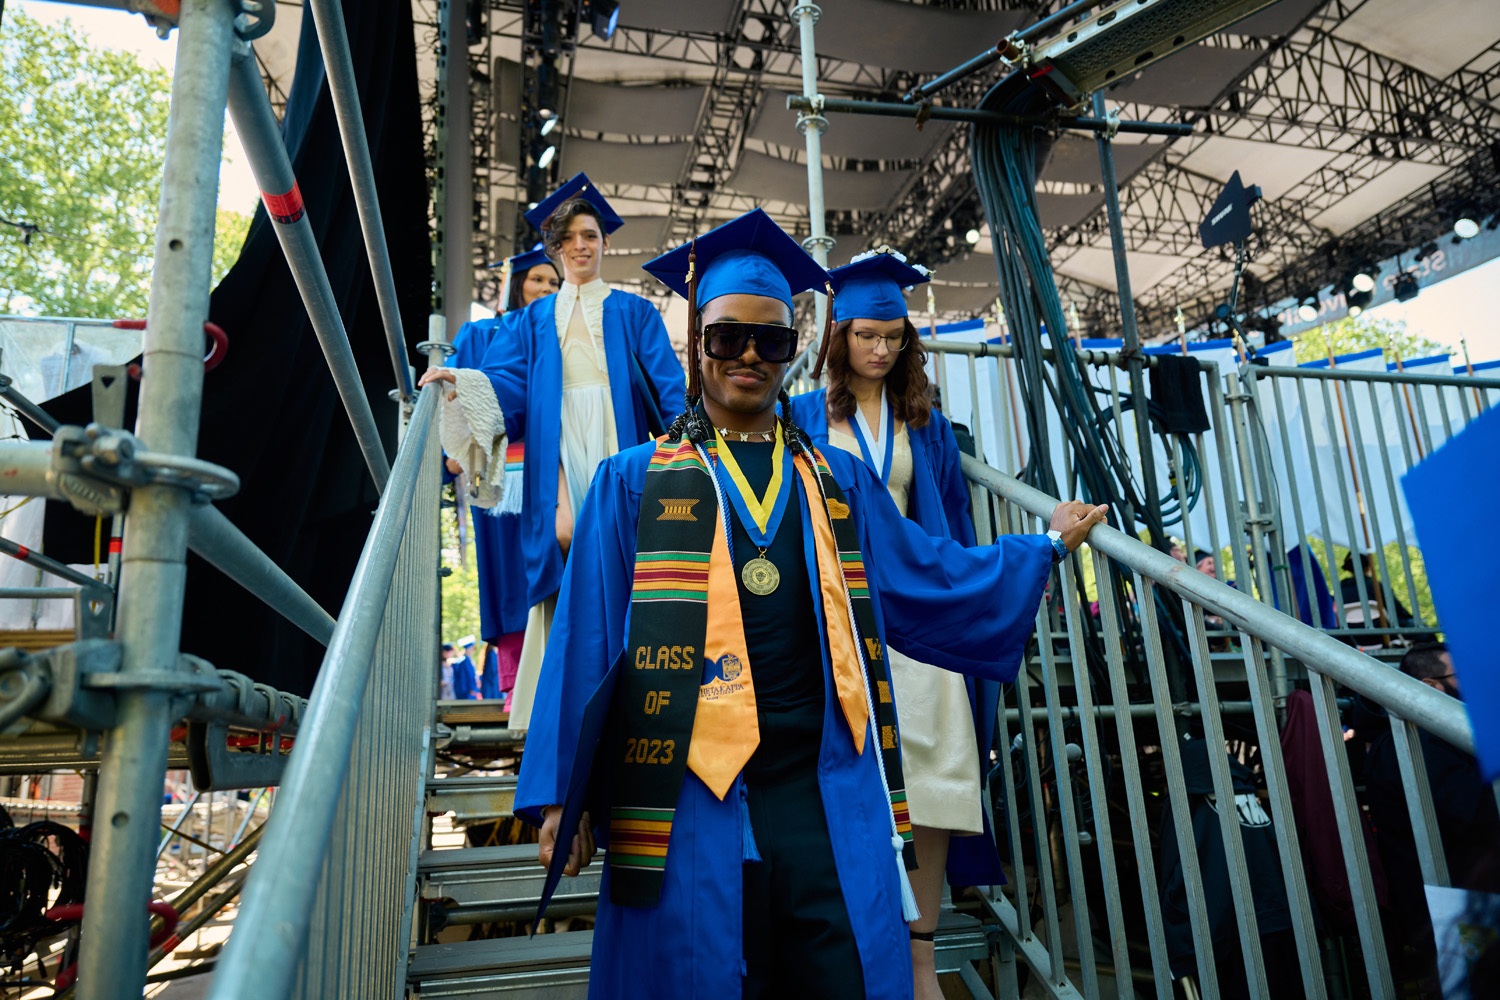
[702,322,800,364]
[852,329,907,353]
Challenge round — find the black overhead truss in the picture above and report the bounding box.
[429,0,1500,336]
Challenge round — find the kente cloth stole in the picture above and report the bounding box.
[610,436,912,909]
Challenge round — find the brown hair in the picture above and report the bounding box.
[541,197,606,258]
[824,318,932,429]
[507,261,559,311]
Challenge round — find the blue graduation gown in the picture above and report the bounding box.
[514,441,1051,999]
[480,646,501,700]
[790,389,1005,886]
[450,318,533,638]
[452,655,478,701]
[478,289,686,608]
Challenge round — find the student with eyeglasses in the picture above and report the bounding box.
[790,247,1096,1000]
[420,174,685,730]
[513,213,1106,999]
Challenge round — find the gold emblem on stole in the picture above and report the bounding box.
[826,498,851,519]
[657,499,699,521]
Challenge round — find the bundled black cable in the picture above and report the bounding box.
[0,817,90,977]
[970,74,1196,693]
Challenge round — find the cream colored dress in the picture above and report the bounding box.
[829,423,984,833]
[507,280,618,732]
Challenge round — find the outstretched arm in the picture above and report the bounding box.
[851,456,1104,680]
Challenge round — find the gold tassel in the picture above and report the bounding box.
[811,282,836,380]
[686,240,701,398]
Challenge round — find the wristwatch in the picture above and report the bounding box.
[1046,529,1068,564]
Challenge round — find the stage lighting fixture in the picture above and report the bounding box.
[965,228,981,245]
[1393,271,1420,302]
[1455,215,1480,239]
[1416,240,1439,262]
[537,144,557,169]
[1297,297,1318,323]
[585,0,620,40]
[1347,288,1374,317]
[540,115,558,137]
[1351,269,1375,293]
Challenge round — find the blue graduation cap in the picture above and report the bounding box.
[523,172,625,235]
[486,245,553,273]
[829,247,932,323]
[642,208,829,313]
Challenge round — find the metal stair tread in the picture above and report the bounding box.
[409,930,594,980]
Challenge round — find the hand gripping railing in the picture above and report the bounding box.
[205,384,439,1000]
[962,454,1473,1000]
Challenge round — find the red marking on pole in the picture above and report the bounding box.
[14,545,28,560]
[109,538,123,554]
[262,181,306,224]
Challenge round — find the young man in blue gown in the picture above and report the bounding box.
[513,209,1106,999]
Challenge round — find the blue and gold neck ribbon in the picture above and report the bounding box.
[710,422,795,551]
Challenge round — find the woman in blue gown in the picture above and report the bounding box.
[791,248,1010,1000]
[447,248,559,701]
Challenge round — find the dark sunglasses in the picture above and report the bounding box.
[702,322,800,364]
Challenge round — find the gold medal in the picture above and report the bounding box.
[741,556,780,596]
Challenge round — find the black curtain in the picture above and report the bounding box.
[43,0,432,697]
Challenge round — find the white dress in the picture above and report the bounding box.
[829,422,984,833]
[507,280,619,731]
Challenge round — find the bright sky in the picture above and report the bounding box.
[14,1,1500,362]
[15,0,263,216]
[1364,256,1500,366]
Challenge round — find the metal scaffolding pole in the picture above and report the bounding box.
[307,0,415,401]
[225,51,392,492]
[74,3,235,996]
[439,0,474,340]
[186,506,335,645]
[793,4,833,356]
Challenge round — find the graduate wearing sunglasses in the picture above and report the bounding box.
[421,174,686,729]
[790,247,1099,1000]
[514,210,1106,999]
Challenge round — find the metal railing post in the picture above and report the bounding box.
[74,2,236,996]
[793,3,833,362]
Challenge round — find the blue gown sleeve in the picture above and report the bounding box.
[633,300,686,421]
[513,455,640,825]
[930,411,978,548]
[850,456,1051,680]
[478,309,531,441]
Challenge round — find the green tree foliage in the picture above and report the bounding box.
[440,496,484,646]
[0,11,248,319]
[1293,315,1447,366]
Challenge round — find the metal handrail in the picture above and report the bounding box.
[205,383,438,1000]
[961,452,1473,752]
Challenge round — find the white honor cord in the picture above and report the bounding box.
[852,390,889,478]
